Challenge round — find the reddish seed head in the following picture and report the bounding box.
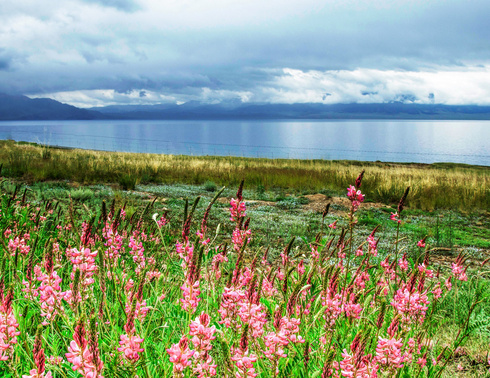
[303,341,310,368]
[199,312,210,327]
[74,320,87,349]
[350,334,361,353]
[3,288,13,312]
[355,170,365,190]
[33,326,45,374]
[370,225,379,237]
[44,247,53,275]
[0,278,4,303]
[240,325,249,352]
[418,276,426,292]
[376,308,386,329]
[236,180,244,202]
[273,306,282,330]
[397,187,410,214]
[387,317,399,337]
[178,336,189,350]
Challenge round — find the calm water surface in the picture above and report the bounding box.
[0,119,489,166]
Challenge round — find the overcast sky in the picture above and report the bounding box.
[1,0,490,107]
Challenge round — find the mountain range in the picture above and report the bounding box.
[2,93,490,120]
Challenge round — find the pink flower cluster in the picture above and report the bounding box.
[102,222,124,261]
[390,212,401,224]
[124,297,149,323]
[230,198,246,222]
[366,235,378,257]
[218,287,247,329]
[232,227,252,253]
[189,313,217,377]
[66,323,103,377]
[211,248,228,280]
[452,254,468,281]
[22,369,53,378]
[176,239,194,274]
[398,254,409,271]
[347,185,365,211]
[180,279,201,313]
[118,334,145,361]
[68,247,98,287]
[0,291,20,361]
[128,232,146,270]
[167,313,217,377]
[391,285,430,324]
[231,347,258,378]
[336,349,379,377]
[34,266,67,325]
[264,315,304,363]
[8,236,30,256]
[375,337,405,368]
[322,290,343,328]
[167,336,195,375]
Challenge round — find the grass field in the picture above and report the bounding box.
[0,140,489,377]
[1,139,488,210]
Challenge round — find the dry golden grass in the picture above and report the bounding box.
[0,140,488,210]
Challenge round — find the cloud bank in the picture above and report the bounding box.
[1,0,490,106]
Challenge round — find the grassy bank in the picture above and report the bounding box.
[0,139,489,210]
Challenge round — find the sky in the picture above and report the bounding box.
[1,0,490,107]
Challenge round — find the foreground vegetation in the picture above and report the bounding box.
[1,168,489,377]
[1,140,488,210]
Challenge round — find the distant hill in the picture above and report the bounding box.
[2,93,490,120]
[91,101,490,120]
[0,93,101,120]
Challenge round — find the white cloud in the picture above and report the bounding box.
[31,66,490,107]
[254,66,490,105]
[3,0,490,105]
[30,89,176,108]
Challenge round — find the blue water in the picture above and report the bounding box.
[0,119,489,166]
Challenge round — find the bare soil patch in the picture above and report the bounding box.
[302,194,385,214]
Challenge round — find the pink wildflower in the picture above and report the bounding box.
[218,287,247,329]
[65,322,101,377]
[338,348,379,378]
[231,347,258,378]
[391,285,430,324]
[117,334,145,361]
[375,337,405,368]
[398,254,408,272]
[189,313,217,377]
[347,185,365,211]
[0,291,20,361]
[167,336,195,374]
[367,235,378,257]
[180,279,201,313]
[230,198,247,222]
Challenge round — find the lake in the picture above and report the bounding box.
[0,119,489,166]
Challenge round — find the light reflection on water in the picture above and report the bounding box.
[0,119,488,165]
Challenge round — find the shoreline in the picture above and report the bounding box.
[4,138,490,170]
[1,139,488,211]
